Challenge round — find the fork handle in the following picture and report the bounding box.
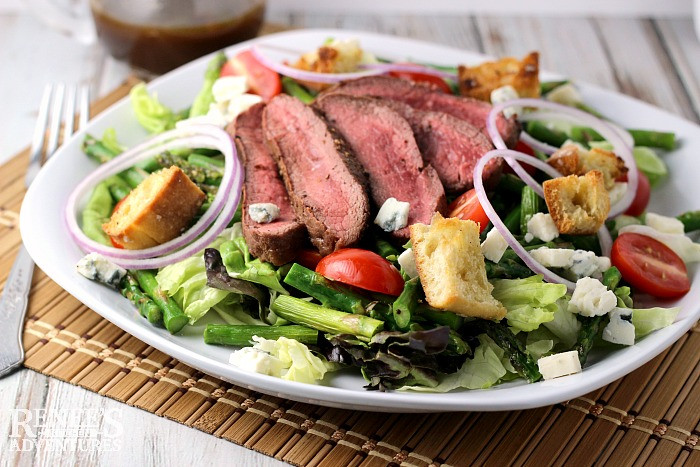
[0,245,34,377]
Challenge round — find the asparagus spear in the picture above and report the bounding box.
[188,152,224,170]
[132,270,189,334]
[270,295,384,338]
[628,129,676,150]
[415,305,463,331]
[574,267,622,365]
[481,320,541,382]
[392,277,419,331]
[525,121,568,147]
[156,151,222,185]
[540,80,570,95]
[677,210,700,233]
[281,77,316,104]
[104,175,132,201]
[82,134,148,188]
[189,52,227,118]
[485,259,534,279]
[503,205,522,235]
[498,173,527,194]
[375,238,399,260]
[283,263,368,315]
[520,186,541,234]
[120,273,162,324]
[204,324,319,346]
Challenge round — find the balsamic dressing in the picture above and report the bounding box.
[91,4,265,75]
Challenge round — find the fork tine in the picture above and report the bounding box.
[25,84,54,187]
[45,83,65,158]
[61,84,77,145]
[78,84,90,130]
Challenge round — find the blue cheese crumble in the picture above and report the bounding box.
[374,197,410,232]
[568,277,617,317]
[248,203,280,224]
[76,253,126,288]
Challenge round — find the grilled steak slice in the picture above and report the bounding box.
[263,95,370,255]
[315,95,446,239]
[232,103,306,266]
[323,75,520,148]
[380,99,502,193]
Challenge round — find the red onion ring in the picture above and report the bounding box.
[474,149,577,292]
[519,131,560,155]
[65,124,243,269]
[251,45,384,84]
[486,98,638,218]
[359,62,458,80]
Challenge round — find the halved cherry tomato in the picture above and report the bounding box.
[296,249,323,270]
[388,67,452,94]
[617,169,650,216]
[220,49,281,101]
[503,141,537,176]
[611,233,690,298]
[316,248,404,296]
[447,188,490,233]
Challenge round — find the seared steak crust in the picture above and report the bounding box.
[231,103,306,266]
[263,95,370,255]
[315,94,446,239]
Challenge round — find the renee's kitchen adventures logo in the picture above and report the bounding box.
[7,408,123,452]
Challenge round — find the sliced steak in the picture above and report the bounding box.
[315,94,446,239]
[380,99,503,193]
[231,103,306,266]
[263,95,370,255]
[323,75,520,148]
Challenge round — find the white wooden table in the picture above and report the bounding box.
[1,7,699,466]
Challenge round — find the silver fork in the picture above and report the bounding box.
[0,83,90,378]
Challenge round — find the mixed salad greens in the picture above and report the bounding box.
[71,39,700,392]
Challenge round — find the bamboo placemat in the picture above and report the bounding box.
[2,80,700,467]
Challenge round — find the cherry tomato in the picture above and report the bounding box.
[619,169,651,216]
[611,233,690,298]
[388,67,452,94]
[316,248,404,296]
[110,237,124,249]
[503,141,537,176]
[447,189,490,233]
[296,249,323,270]
[220,49,281,101]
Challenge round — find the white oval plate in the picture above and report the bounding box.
[20,29,700,412]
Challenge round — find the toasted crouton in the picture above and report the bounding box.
[292,39,374,91]
[410,213,506,320]
[457,52,540,101]
[102,166,205,249]
[543,171,610,235]
[548,145,627,190]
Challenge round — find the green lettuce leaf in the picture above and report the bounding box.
[632,307,681,338]
[130,82,177,134]
[250,336,338,384]
[155,226,243,324]
[401,334,513,392]
[158,256,232,324]
[525,327,559,360]
[491,275,568,332]
[542,299,581,348]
